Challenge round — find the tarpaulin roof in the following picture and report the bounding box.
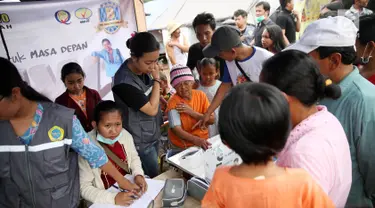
[145,0,280,31]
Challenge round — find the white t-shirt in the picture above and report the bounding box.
[198,80,222,137]
[222,46,273,86]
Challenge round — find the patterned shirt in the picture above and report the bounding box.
[20,103,108,168]
[345,5,373,24]
[69,89,87,116]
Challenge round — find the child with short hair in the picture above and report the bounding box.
[202,83,334,208]
[197,58,221,137]
[79,101,146,206]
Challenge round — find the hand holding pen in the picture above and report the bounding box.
[114,191,136,206]
[113,184,142,206]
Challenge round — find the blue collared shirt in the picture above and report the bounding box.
[320,67,375,207]
[92,49,124,77]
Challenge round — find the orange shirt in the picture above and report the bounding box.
[69,90,87,116]
[166,90,210,148]
[202,166,335,208]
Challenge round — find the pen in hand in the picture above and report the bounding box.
[112,184,139,199]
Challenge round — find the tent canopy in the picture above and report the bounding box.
[145,0,280,31]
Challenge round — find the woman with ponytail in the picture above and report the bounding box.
[112,32,161,178]
[0,57,142,208]
[260,50,352,207]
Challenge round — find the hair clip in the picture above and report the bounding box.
[325,79,332,86]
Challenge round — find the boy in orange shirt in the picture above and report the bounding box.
[166,65,215,152]
[202,83,334,208]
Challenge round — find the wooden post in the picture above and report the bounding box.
[133,0,147,31]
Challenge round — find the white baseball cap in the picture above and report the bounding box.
[284,16,358,54]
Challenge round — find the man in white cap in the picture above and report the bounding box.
[286,16,375,207]
[166,21,189,66]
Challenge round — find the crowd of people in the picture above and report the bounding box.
[0,0,374,207]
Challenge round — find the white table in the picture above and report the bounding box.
[166,146,206,179]
[166,135,242,182]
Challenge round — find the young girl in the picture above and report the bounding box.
[55,62,101,132]
[0,57,137,208]
[202,83,334,208]
[79,100,146,206]
[159,72,175,121]
[261,25,287,54]
[197,58,221,137]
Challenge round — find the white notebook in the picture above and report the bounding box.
[90,175,165,208]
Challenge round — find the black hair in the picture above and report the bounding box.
[319,10,338,19]
[199,58,219,70]
[261,50,341,107]
[126,32,160,58]
[102,38,111,45]
[280,0,292,8]
[325,1,344,10]
[264,25,286,53]
[234,9,248,18]
[358,14,375,45]
[192,12,216,31]
[93,100,123,123]
[316,46,357,65]
[219,82,291,165]
[61,62,86,82]
[256,1,271,12]
[0,57,51,102]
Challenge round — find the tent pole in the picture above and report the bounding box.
[0,27,10,60]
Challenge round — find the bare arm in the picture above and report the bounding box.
[171,126,202,144]
[281,29,290,46]
[180,35,190,52]
[139,80,161,116]
[188,111,215,124]
[295,14,301,32]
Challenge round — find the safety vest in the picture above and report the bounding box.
[0,102,79,208]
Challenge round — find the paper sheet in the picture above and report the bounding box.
[90,175,165,208]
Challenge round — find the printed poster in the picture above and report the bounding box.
[0,0,137,100]
[294,0,331,39]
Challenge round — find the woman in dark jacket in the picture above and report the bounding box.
[55,62,101,132]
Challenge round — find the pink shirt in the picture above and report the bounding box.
[277,106,352,207]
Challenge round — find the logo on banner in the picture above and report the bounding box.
[0,13,12,30]
[48,126,64,142]
[75,8,92,23]
[55,10,71,25]
[97,1,128,34]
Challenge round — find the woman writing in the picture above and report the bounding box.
[261,25,287,54]
[55,62,101,132]
[79,101,146,206]
[260,50,352,207]
[112,32,162,178]
[0,57,139,208]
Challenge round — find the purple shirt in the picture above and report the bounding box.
[277,106,352,207]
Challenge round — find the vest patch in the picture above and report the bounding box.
[48,126,64,142]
